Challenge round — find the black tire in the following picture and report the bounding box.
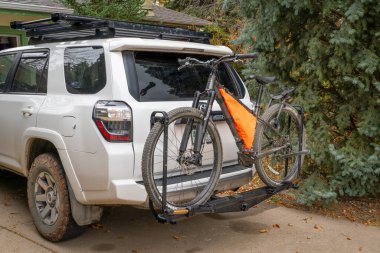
[27,153,86,242]
[142,107,222,210]
[253,104,306,187]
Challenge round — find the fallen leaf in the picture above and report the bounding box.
[259,228,268,233]
[132,249,139,253]
[314,224,323,230]
[306,236,311,239]
[358,246,363,251]
[288,223,294,227]
[272,224,280,228]
[173,235,181,241]
[341,233,351,240]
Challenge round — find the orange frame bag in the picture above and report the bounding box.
[219,88,257,150]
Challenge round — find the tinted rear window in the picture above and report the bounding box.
[126,52,239,101]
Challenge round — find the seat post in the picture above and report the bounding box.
[254,83,265,115]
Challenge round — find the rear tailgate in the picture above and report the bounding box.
[121,50,251,181]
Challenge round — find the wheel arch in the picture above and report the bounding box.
[26,138,58,173]
[22,128,87,203]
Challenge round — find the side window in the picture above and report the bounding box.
[64,46,106,94]
[0,54,17,92]
[11,51,49,93]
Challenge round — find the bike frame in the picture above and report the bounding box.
[179,65,290,161]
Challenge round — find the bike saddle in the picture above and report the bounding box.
[270,87,295,100]
[249,75,276,85]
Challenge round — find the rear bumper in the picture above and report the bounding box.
[81,164,253,206]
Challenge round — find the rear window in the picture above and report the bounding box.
[124,51,240,101]
[64,46,106,94]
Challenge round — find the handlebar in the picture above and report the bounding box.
[177,53,257,71]
[234,53,258,59]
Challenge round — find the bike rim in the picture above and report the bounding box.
[259,109,301,183]
[151,115,218,207]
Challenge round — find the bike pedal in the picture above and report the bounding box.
[172,209,189,215]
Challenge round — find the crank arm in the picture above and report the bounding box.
[255,145,288,159]
[274,150,309,158]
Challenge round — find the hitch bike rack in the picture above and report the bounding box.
[149,111,300,224]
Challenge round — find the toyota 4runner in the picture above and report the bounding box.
[0,13,253,241]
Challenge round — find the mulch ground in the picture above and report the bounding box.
[274,191,380,226]
[220,175,380,226]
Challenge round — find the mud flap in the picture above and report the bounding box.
[67,181,103,226]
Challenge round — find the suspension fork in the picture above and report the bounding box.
[178,90,216,155]
[179,91,201,154]
[194,90,215,153]
[179,70,217,156]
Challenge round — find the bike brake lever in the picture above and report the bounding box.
[178,62,189,71]
[233,59,244,63]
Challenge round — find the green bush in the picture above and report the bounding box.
[61,0,147,20]
[235,0,380,204]
[296,173,337,207]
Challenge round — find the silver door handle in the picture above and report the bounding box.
[21,107,33,116]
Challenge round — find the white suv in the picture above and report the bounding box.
[0,14,253,241]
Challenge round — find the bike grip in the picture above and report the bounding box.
[178,58,187,65]
[235,53,258,59]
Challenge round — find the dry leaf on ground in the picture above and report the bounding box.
[341,233,351,240]
[272,224,280,228]
[314,224,323,230]
[173,235,181,241]
[259,228,269,233]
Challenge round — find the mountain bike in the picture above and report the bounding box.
[142,53,307,211]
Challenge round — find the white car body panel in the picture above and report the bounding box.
[0,38,253,206]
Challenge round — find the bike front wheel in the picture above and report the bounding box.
[253,104,306,187]
[142,107,223,210]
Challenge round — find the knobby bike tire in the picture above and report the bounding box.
[142,107,223,210]
[253,104,306,187]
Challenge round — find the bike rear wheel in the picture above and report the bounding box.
[253,104,305,187]
[142,107,222,210]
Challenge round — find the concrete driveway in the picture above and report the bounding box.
[0,170,379,253]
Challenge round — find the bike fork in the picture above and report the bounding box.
[179,90,215,156]
[194,90,215,153]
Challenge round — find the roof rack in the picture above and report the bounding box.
[10,13,211,45]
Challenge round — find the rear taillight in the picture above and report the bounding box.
[93,101,132,142]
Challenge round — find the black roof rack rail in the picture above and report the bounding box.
[10,13,211,44]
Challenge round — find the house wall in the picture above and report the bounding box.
[0,9,49,48]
